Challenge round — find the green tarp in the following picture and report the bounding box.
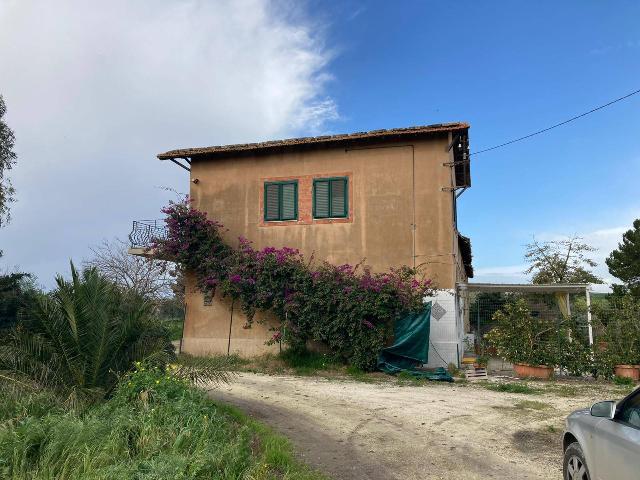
[377,302,453,382]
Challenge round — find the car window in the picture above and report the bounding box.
[618,390,640,429]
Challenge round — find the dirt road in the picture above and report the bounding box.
[208,373,621,480]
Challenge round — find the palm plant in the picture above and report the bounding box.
[0,263,175,407]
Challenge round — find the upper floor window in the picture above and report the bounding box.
[313,177,348,219]
[264,181,298,221]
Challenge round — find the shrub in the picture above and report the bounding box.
[485,299,563,367]
[555,316,594,377]
[0,272,38,330]
[593,295,640,366]
[486,299,606,376]
[0,263,175,407]
[153,199,433,370]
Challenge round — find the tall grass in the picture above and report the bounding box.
[278,349,341,376]
[0,369,324,479]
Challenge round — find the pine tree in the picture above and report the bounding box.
[606,219,640,297]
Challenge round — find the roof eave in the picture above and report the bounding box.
[157,122,470,161]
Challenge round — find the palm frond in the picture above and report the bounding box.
[0,262,178,406]
[173,354,237,386]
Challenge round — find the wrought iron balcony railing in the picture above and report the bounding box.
[128,220,167,249]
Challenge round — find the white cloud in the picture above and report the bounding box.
[474,222,637,293]
[472,264,530,288]
[473,264,529,281]
[0,0,337,286]
[535,225,633,288]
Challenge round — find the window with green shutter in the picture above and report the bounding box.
[264,181,298,221]
[313,177,348,219]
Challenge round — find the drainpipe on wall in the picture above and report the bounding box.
[448,132,458,289]
[411,144,416,269]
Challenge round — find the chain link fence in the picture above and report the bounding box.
[462,284,640,377]
[469,290,589,341]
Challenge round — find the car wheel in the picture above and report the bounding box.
[563,442,591,480]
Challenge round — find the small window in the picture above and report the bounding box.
[264,181,298,221]
[313,177,348,219]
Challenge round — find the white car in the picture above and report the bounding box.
[563,386,640,480]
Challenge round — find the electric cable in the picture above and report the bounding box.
[471,87,640,156]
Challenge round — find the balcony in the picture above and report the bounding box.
[128,220,167,254]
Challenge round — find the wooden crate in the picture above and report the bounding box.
[465,368,488,380]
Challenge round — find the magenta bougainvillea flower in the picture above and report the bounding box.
[152,198,433,370]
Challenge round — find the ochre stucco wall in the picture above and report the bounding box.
[181,135,465,357]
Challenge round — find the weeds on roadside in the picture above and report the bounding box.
[0,368,325,480]
[279,349,341,376]
[208,349,347,377]
[447,362,464,378]
[613,375,635,386]
[346,365,374,383]
[514,400,550,410]
[542,384,579,397]
[483,382,541,394]
[395,371,428,386]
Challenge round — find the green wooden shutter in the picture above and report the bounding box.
[314,180,330,218]
[264,181,298,221]
[265,183,280,221]
[281,182,297,220]
[330,178,347,217]
[314,177,347,218]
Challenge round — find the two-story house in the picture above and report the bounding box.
[131,123,473,368]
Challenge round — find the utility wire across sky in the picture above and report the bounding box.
[470,87,640,156]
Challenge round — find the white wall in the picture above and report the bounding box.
[424,289,464,368]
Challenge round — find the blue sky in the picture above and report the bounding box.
[311,0,640,288]
[1,0,639,289]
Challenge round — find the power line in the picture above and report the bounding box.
[470,87,640,156]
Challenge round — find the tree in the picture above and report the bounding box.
[524,236,603,284]
[0,263,175,406]
[606,219,640,297]
[0,95,17,230]
[85,238,175,300]
[0,272,38,329]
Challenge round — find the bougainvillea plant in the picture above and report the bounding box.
[152,198,433,370]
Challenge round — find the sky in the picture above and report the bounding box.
[1,0,639,291]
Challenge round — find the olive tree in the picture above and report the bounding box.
[524,236,603,285]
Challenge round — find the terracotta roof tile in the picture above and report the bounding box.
[157,122,469,160]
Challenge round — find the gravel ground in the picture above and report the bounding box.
[208,373,631,480]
